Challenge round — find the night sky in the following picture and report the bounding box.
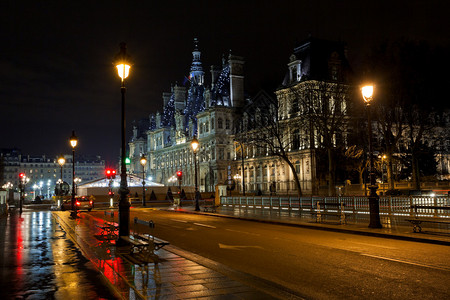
[1,0,449,163]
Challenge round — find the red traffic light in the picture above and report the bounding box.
[19,173,25,178]
[176,170,182,181]
[106,169,112,179]
[111,169,116,179]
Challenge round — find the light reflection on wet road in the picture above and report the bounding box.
[0,211,117,299]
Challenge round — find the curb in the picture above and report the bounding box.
[163,208,450,246]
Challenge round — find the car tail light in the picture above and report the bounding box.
[76,201,81,206]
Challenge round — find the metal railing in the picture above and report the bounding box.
[220,196,450,218]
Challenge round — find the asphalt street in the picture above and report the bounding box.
[97,208,450,299]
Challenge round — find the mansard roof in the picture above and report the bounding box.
[281,37,352,86]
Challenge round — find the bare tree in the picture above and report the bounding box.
[235,96,304,197]
[289,80,351,196]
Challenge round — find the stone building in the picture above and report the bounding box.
[129,39,245,192]
[0,148,105,199]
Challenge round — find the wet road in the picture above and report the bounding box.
[0,211,117,299]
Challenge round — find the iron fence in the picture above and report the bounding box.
[220,195,450,218]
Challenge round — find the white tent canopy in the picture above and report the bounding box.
[78,174,164,189]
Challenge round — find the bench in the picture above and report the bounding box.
[313,202,347,224]
[203,204,220,213]
[405,205,450,233]
[119,235,151,254]
[131,217,170,252]
[96,211,118,238]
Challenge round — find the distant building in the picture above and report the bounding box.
[0,149,105,199]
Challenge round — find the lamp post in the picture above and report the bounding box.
[69,131,78,213]
[74,177,81,195]
[47,179,51,199]
[140,155,147,206]
[361,85,382,228]
[235,141,246,196]
[58,156,65,207]
[233,174,242,194]
[190,136,200,211]
[115,42,132,242]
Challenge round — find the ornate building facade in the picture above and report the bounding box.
[129,37,449,195]
[129,38,353,195]
[129,39,245,192]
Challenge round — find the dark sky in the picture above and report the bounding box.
[1,0,449,163]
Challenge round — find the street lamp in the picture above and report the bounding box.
[39,181,43,196]
[190,136,200,211]
[140,155,147,206]
[233,174,242,194]
[74,177,81,195]
[57,156,65,207]
[234,140,246,196]
[47,179,51,199]
[361,84,382,228]
[115,42,132,242]
[69,131,78,213]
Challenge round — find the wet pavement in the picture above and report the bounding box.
[52,210,279,300]
[0,210,117,299]
[2,204,448,300]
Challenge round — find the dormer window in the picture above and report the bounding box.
[288,54,302,83]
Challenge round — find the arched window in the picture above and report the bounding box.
[218,118,223,129]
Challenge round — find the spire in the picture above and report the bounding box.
[190,37,204,86]
[193,37,199,51]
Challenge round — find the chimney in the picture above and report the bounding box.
[228,54,245,108]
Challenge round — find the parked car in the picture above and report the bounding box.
[60,196,93,211]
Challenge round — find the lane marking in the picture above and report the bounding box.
[348,241,397,250]
[219,243,264,250]
[360,253,450,271]
[226,228,261,236]
[193,223,216,229]
[170,219,188,223]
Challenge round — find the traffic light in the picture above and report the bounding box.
[111,169,116,179]
[106,169,112,179]
[176,170,182,181]
[19,173,25,179]
[108,189,114,196]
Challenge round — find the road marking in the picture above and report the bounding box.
[349,241,397,250]
[219,243,264,250]
[360,253,450,271]
[193,223,216,228]
[170,219,188,223]
[226,228,261,236]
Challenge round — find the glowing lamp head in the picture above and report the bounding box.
[361,85,374,104]
[114,42,132,81]
[140,155,147,166]
[191,136,199,153]
[58,156,66,167]
[69,131,78,148]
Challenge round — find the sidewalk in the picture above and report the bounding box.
[53,211,283,300]
[165,204,450,246]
